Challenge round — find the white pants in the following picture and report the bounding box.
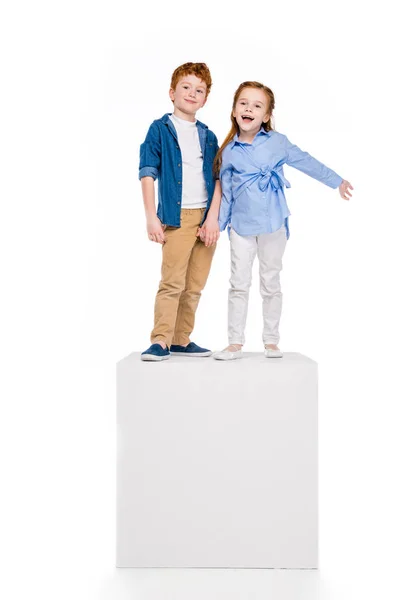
[228,226,287,346]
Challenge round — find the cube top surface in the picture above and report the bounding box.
[118,351,316,368]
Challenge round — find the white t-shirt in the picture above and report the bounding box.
[169,113,208,209]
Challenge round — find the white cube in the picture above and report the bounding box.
[117,352,318,568]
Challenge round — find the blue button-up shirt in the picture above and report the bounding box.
[218,129,343,237]
[139,113,219,227]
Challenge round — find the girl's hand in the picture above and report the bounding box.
[339,180,354,200]
[146,216,165,244]
[197,218,220,247]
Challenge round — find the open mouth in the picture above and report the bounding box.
[241,115,254,123]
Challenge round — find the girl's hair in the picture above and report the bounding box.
[213,81,275,176]
[170,62,212,97]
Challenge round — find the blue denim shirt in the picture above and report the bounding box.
[139,113,219,227]
[219,129,343,238]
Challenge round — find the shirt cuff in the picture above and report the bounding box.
[329,173,343,189]
[139,166,158,180]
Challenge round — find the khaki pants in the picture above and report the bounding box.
[151,208,216,347]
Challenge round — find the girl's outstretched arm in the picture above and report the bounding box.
[284,135,348,191]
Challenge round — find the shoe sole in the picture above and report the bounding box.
[264,353,283,359]
[213,353,243,361]
[170,351,212,357]
[141,354,170,361]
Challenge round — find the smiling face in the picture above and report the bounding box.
[233,87,270,140]
[169,74,208,121]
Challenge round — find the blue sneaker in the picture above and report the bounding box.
[141,343,170,361]
[170,342,212,357]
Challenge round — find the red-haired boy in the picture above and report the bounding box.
[139,62,221,361]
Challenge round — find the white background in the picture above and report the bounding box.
[1,1,399,598]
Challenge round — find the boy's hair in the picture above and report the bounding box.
[213,81,275,175]
[170,62,212,97]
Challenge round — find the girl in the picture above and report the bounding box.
[211,81,353,360]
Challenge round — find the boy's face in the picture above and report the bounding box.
[169,74,208,121]
[233,87,270,136]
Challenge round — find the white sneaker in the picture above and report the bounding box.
[213,345,243,361]
[264,346,283,358]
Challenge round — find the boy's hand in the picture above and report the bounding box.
[196,217,220,247]
[339,180,353,200]
[147,216,165,244]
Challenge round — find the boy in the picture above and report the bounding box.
[139,62,221,361]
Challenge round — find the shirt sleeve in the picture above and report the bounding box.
[284,135,343,189]
[209,132,220,180]
[139,122,161,180]
[218,157,234,231]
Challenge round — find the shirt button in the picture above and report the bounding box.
[178,181,181,184]
[178,163,181,167]
[177,201,181,205]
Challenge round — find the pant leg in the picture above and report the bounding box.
[150,210,198,348]
[173,209,216,346]
[257,225,287,345]
[228,228,258,345]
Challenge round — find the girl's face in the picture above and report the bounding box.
[233,87,270,137]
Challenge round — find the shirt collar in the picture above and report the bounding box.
[161,113,208,130]
[230,127,270,148]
